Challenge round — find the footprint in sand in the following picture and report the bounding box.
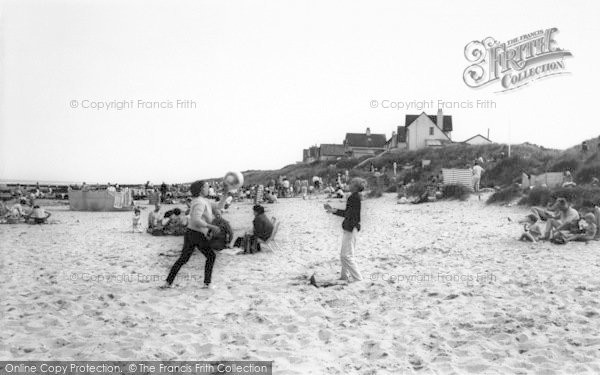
[408,354,424,370]
[285,325,299,333]
[361,340,388,360]
[318,329,332,343]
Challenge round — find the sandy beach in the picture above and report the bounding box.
[1,194,599,374]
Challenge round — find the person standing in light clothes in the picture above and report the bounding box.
[472,161,485,192]
[324,178,367,282]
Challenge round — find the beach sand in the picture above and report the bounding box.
[1,194,599,374]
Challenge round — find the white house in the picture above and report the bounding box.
[386,109,453,151]
[463,134,493,145]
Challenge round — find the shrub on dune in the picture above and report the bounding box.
[487,185,523,204]
[405,182,427,198]
[518,186,600,208]
[518,187,552,206]
[576,164,600,184]
[442,184,471,201]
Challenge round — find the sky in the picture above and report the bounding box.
[1,0,599,184]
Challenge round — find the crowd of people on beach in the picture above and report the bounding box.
[145,202,191,236]
[157,176,367,289]
[3,146,598,291]
[0,197,52,224]
[518,197,600,244]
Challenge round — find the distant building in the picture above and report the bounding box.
[343,128,387,158]
[463,134,493,145]
[303,144,346,162]
[386,109,453,151]
[302,145,320,163]
[318,144,346,161]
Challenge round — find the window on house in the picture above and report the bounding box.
[429,127,434,136]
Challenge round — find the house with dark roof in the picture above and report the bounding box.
[343,128,387,158]
[386,109,453,151]
[302,144,346,162]
[463,134,492,145]
[318,144,346,161]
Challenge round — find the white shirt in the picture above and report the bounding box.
[188,196,213,235]
[472,165,484,177]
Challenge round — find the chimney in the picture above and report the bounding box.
[392,131,397,147]
[437,108,443,130]
[366,127,371,136]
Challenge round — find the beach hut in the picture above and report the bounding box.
[148,191,161,205]
[442,168,474,191]
[521,172,564,189]
[68,189,133,211]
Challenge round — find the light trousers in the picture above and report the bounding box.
[340,229,363,281]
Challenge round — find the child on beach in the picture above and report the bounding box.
[27,205,51,224]
[324,177,367,283]
[132,208,143,233]
[565,213,597,242]
[147,203,161,230]
[581,200,600,240]
[518,214,546,242]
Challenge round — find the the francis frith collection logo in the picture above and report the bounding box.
[463,28,572,92]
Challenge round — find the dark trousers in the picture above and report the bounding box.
[166,229,215,285]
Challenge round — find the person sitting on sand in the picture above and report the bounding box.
[518,214,546,242]
[132,208,143,233]
[251,204,273,243]
[564,213,597,242]
[580,200,600,240]
[265,191,278,204]
[324,177,367,283]
[147,210,174,235]
[4,199,30,224]
[25,205,51,224]
[562,171,576,188]
[162,208,186,236]
[537,198,580,240]
[208,204,233,250]
[233,205,274,253]
[148,203,161,230]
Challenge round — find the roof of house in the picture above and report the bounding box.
[463,134,492,143]
[344,133,387,148]
[320,144,346,156]
[405,113,453,132]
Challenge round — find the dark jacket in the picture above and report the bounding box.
[253,213,274,241]
[334,192,361,232]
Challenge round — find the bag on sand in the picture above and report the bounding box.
[233,235,261,253]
